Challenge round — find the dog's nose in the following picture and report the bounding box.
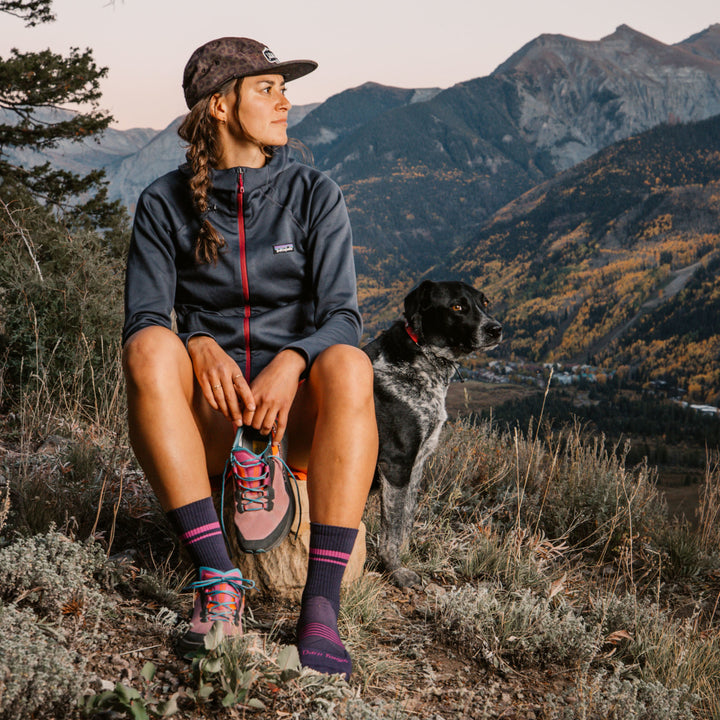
[486,322,502,340]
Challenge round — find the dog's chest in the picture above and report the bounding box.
[373,353,450,439]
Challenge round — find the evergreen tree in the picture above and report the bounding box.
[0,0,127,236]
[0,0,54,26]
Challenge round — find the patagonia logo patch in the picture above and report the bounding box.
[273,242,294,254]
[263,48,279,64]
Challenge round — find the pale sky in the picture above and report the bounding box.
[2,0,719,130]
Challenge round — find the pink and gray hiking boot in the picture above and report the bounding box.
[176,567,254,656]
[224,427,296,554]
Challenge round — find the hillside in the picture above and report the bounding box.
[292,24,720,286]
[432,114,720,403]
[7,25,720,394]
[4,25,720,719]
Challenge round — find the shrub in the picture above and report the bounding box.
[0,189,126,412]
[517,431,666,557]
[656,519,705,581]
[546,668,697,720]
[0,603,92,720]
[0,528,109,618]
[697,451,720,554]
[2,427,165,559]
[584,592,720,717]
[435,583,598,670]
[458,524,565,590]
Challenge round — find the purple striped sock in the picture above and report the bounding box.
[167,497,234,572]
[297,523,358,679]
[302,522,357,615]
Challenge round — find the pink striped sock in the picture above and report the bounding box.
[167,497,234,572]
[302,522,357,615]
[297,595,352,679]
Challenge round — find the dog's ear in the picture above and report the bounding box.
[404,281,435,333]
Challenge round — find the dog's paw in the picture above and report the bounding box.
[390,566,421,589]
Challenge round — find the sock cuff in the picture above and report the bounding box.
[309,522,358,556]
[167,497,218,531]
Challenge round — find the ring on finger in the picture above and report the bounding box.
[212,383,222,389]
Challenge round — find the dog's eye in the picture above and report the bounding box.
[451,304,464,312]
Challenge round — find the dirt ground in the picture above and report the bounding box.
[82,571,569,720]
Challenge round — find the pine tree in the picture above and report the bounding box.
[0,0,127,235]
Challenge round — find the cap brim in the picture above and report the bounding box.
[248,60,318,82]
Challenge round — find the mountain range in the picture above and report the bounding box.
[11,24,720,222]
[296,23,720,281]
[7,23,720,397]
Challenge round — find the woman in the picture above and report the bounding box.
[122,37,377,680]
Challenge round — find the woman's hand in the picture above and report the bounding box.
[249,349,307,442]
[187,335,256,427]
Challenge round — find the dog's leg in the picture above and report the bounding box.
[378,463,424,588]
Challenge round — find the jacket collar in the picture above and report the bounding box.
[179,144,292,194]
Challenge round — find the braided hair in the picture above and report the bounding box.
[177,77,238,264]
[178,77,285,264]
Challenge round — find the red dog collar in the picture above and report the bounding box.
[404,321,419,345]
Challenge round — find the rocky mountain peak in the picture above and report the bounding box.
[603,23,653,41]
[679,23,720,61]
[486,23,720,173]
[494,23,715,78]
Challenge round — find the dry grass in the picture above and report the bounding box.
[401,414,720,719]
[697,450,720,554]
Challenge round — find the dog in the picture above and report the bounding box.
[363,280,502,588]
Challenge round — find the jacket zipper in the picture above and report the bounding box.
[237,171,252,381]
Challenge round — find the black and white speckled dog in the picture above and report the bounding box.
[363,280,502,588]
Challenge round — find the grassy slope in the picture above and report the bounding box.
[2,391,720,719]
[2,113,720,720]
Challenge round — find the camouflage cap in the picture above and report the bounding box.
[183,37,317,109]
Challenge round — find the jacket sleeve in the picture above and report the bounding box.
[282,180,362,368]
[122,188,178,346]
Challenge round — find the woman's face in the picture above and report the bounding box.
[232,73,292,147]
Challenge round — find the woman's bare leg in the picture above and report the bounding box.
[285,344,377,527]
[122,326,233,510]
[123,326,247,654]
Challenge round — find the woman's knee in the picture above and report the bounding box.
[122,326,190,388]
[310,345,374,402]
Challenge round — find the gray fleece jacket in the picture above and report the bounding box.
[122,145,362,381]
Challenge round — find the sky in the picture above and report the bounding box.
[1,0,719,130]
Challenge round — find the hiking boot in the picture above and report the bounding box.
[224,427,296,554]
[176,567,254,656]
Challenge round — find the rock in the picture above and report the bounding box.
[36,434,69,455]
[424,583,446,598]
[226,479,366,602]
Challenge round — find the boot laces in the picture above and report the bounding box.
[187,571,254,624]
